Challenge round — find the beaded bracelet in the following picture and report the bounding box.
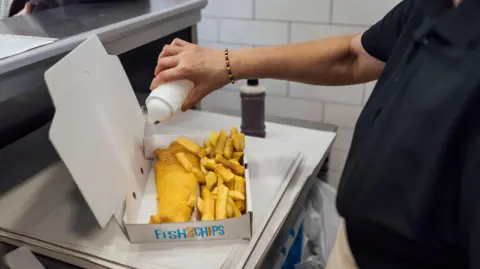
[224,48,235,84]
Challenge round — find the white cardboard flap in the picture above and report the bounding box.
[48,94,126,228]
[45,35,151,228]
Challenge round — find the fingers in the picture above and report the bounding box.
[150,68,185,90]
[157,39,194,59]
[154,56,178,76]
[154,45,184,75]
[150,39,197,91]
[154,40,196,76]
[159,44,184,58]
[172,38,191,47]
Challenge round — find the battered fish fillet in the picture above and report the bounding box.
[150,142,200,224]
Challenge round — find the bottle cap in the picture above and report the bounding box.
[146,97,173,123]
[247,79,259,86]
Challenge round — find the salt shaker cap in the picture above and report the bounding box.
[247,79,259,86]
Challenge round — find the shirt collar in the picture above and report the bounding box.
[417,0,480,46]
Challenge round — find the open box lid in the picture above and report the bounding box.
[44,35,151,228]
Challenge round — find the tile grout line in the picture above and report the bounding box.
[361,83,367,105]
[198,39,256,48]
[286,20,292,98]
[329,0,335,24]
[286,81,291,97]
[220,80,366,107]
[203,15,371,28]
[252,0,256,20]
[216,17,221,43]
[322,101,327,123]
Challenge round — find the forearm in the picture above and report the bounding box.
[229,35,374,86]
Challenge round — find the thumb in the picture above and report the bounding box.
[181,87,208,112]
[25,2,32,13]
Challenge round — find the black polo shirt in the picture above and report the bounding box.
[336,0,480,268]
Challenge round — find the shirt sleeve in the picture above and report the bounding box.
[460,127,480,269]
[361,0,415,62]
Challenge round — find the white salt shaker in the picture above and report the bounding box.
[146,80,194,123]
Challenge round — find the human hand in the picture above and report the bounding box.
[150,39,229,111]
[14,2,33,16]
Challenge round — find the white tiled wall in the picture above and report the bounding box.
[332,0,400,25]
[255,0,331,23]
[219,20,289,45]
[290,24,366,43]
[197,0,399,187]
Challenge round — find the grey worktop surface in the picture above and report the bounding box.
[199,106,338,133]
[0,0,206,73]
[0,110,336,269]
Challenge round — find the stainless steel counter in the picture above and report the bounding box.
[0,0,206,73]
[0,0,205,149]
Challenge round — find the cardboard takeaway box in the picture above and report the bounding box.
[44,35,253,243]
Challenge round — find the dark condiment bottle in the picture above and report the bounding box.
[240,79,266,138]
